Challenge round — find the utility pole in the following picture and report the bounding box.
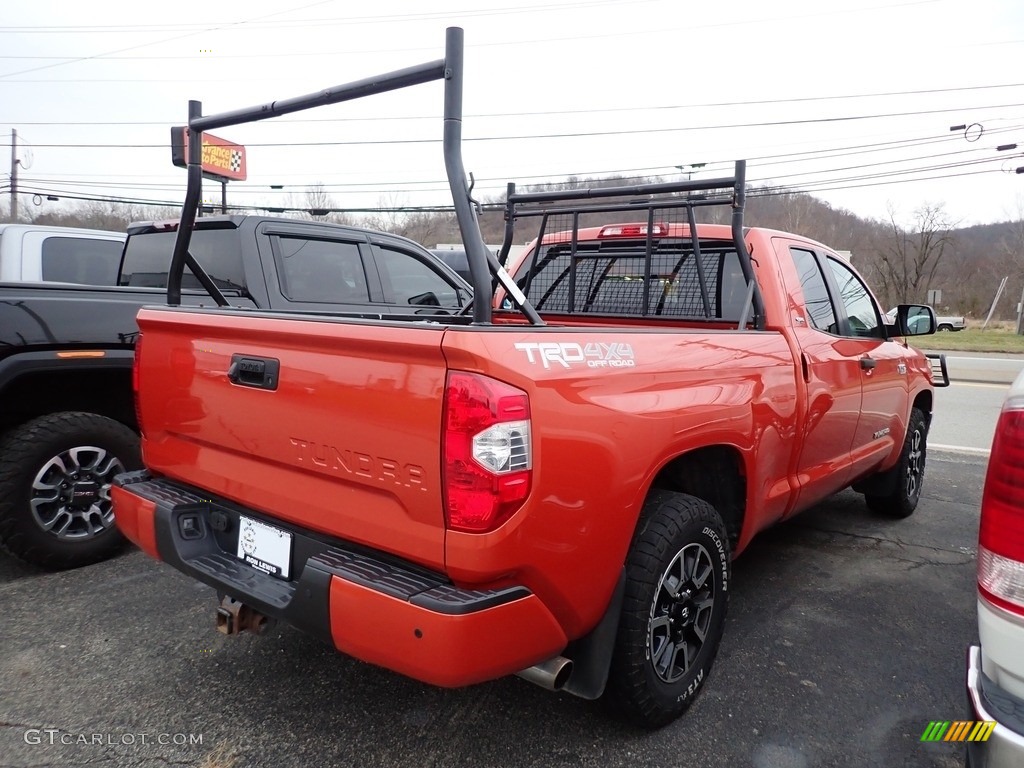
[9,129,17,222]
[982,276,1008,330]
[1017,283,1024,336]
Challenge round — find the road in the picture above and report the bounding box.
[0,383,997,768]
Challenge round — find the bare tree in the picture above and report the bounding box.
[361,191,410,234]
[358,192,460,246]
[277,183,354,225]
[296,183,354,225]
[303,183,333,220]
[873,203,957,306]
[29,200,180,230]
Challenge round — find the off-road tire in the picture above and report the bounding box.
[865,407,928,518]
[0,412,141,569]
[606,491,731,728]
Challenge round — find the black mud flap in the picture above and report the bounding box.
[560,570,626,700]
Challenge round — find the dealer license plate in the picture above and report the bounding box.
[236,515,292,579]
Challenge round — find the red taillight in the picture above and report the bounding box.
[443,371,532,533]
[978,398,1024,616]
[132,333,145,436]
[598,223,668,239]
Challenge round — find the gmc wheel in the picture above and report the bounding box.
[0,412,141,569]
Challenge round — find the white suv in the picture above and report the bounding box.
[967,369,1024,766]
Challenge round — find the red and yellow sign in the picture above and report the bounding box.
[170,128,247,181]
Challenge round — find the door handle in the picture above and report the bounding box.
[227,354,280,390]
[860,357,877,371]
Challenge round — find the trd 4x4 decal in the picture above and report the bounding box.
[513,342,636,370]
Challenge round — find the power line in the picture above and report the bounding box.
[756,156,997,189]
[0,0,935,34]
[737,124,1023,167]
[0,0,946,86]
[14,123,1019,189]
[16,163,1005,217]
[8,83,1024,124]
[0,0,339,80]
[6,102,1023,150]
[753,166,999,197]
[18,152,1011,214]
[16,123,1022,203]
[0,0,657,81]
[17,138,1006,198]
[0,0,643,34]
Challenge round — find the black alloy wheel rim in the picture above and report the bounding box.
[648,541,716,684]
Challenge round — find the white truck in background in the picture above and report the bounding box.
[0,224,126,285]
[887,307,966,332]
[934,314,967,332]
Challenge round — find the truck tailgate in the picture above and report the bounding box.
[135,307,448,570]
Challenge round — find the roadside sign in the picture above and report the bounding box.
[170,128,247,182]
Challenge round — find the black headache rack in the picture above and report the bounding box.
[165,26,539,325]
[925,353,951,387]
[496,160,767,330]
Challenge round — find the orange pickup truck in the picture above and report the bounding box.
[112,28,948,727]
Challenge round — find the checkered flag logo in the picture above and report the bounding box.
[230,150,242,173]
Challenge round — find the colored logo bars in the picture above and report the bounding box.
[920,721,996,742]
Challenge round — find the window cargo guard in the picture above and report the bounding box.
[497,160,767,330]
[165,27,540,325]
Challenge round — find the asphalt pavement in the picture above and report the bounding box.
[0,452,986,768]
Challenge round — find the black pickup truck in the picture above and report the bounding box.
[0,215,470,569]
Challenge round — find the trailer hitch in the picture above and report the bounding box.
[216,595,273,635]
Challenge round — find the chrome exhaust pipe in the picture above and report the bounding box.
[515,656,573,691]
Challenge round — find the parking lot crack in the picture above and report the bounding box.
[793,524,975,561]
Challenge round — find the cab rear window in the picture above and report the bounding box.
[119,230,245,291]
[517,239,747,320]
[41,237,123,285]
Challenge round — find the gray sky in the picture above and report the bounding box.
[3,0,1024,229]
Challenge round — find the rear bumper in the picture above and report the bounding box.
[112,473,567,687]
[966,645,1024,768]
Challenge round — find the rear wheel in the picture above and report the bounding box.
[606,491,731,728]
[865,407,928,518]
[0,412,141,569]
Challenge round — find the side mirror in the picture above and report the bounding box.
[892,304,936,336]
[408,291,441,307]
